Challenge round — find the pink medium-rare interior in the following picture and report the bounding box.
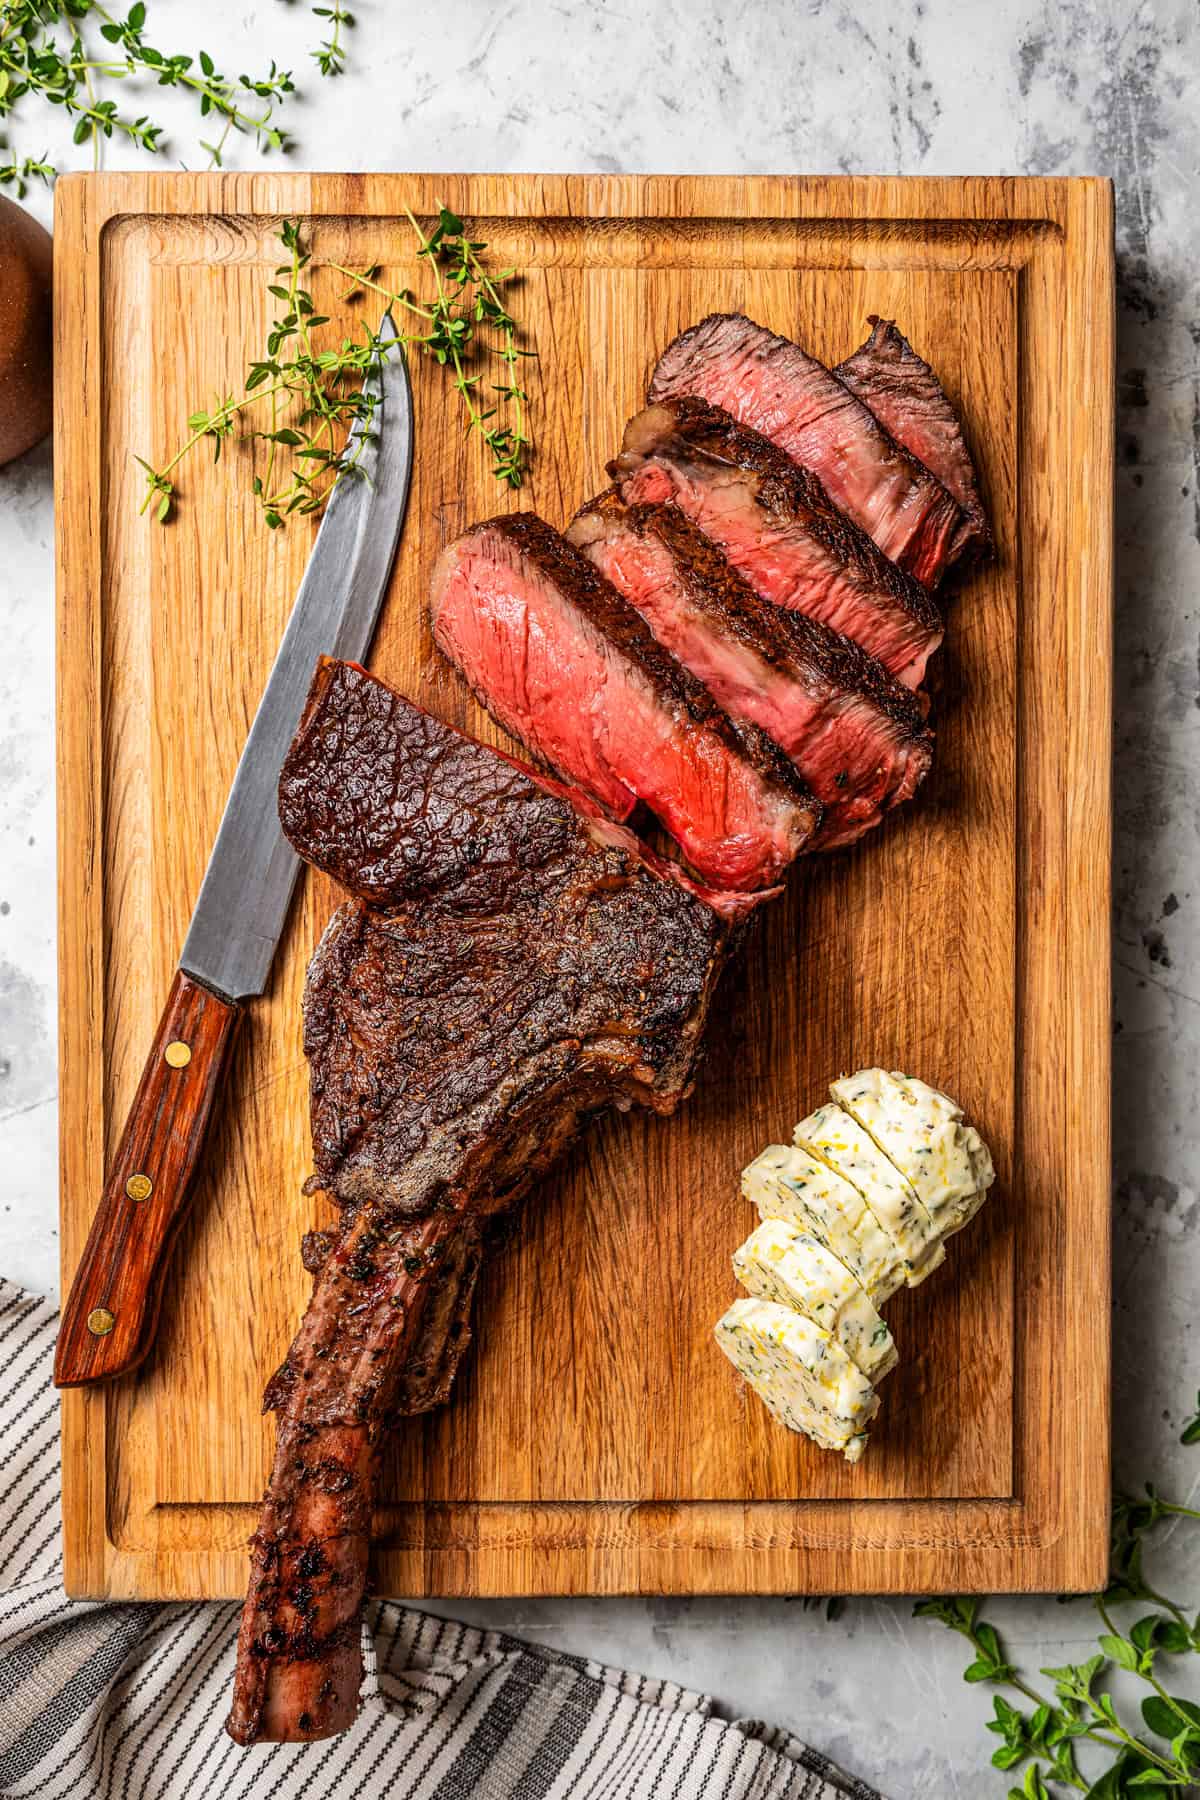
[431,536,814,891]
[582,521,930,849]
[835,318,990,564]
[619,453,942,690]
[650,317,962,587]
[432,544,637,823]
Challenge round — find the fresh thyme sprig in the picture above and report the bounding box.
[1181,1396,1200,1448]
[917,1471,1200,1796]
[310,5,352,77]
[275,0,355,78]
[0,141,53,196]
[0,0,353,176]
[138,209,535,527]
[331,205,535,489]
[96,5,298,168]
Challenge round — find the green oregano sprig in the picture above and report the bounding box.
[917,1470,1200,1796]
[138,209,536,527]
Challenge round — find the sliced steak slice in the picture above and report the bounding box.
[613,397,943,690]
[430,512,821,891]
[649,312,965,588]
[569,491,933,851]
[836,317,990,566]
[229,662,735,1744]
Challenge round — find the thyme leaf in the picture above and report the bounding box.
[1181,1395,1200,1448]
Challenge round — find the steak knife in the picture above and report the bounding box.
[55,316,414,1388]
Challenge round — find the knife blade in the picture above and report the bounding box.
[55,316,414,1389]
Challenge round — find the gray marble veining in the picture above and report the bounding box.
[1,2,1197,1792]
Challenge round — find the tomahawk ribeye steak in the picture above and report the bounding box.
[227,658,735,1745]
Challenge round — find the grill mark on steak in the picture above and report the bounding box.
[228,660,734,1745]
[835,317,991,567]
[429,511,822,892]
[649,312,965,589]
[568,491,933,851]
[613,397,943,690]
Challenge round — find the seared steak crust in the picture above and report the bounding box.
[301,859,729,1221]
[279,655,578,912]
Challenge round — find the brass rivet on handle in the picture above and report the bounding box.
[87,1307,115,1337]
[125,1172,153,1202]
[164,1040,191,1069]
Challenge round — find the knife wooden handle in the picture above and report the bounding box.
[55,970,242,1388]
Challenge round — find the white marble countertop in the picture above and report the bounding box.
[2,2,1198,1792]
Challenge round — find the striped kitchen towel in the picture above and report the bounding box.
[0,1281,881,1800]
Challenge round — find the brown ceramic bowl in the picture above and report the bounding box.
[0,194,53,467]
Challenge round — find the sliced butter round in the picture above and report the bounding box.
[794,1102,945,1288]
[732,1217,897,1383]
[742,1143,907,1305]
[829,1069,995,1237]
[714,1296,877,1462]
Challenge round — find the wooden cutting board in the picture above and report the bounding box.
[55,172,1113,1600]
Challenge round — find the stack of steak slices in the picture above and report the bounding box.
[433,310,986,881]
[608,396,944,690]
[566,491,934,851]
[430,512,821,891]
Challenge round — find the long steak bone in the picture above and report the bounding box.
[226,659,735,1744]
[227,1211,466,1745]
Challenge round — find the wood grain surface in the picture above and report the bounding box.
[55,172,1114,1600]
